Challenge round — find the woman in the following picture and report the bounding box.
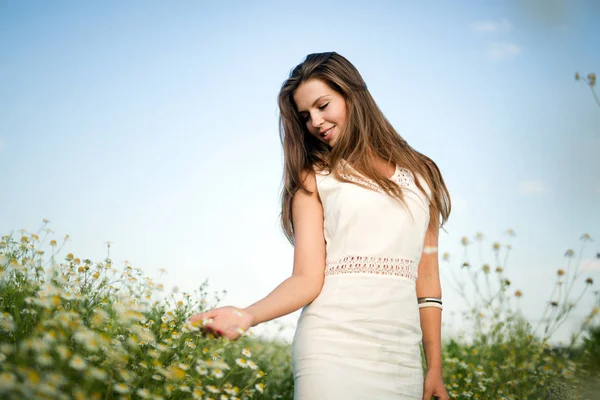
[189,52,451,400]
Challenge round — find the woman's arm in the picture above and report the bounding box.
[416,217,443,372]
[189,170,326,338]
[244,170,326,325]
[417,217,450,399]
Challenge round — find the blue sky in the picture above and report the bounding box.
[1,1,599,344]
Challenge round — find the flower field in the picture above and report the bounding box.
[0,224,293,399]
[0,222,598,399]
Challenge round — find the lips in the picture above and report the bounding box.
[320,127,334,141]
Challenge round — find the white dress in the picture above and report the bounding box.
[292,162,431,400]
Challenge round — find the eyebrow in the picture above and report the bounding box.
[297,95,329,114]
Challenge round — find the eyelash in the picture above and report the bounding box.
[302,103,329,122]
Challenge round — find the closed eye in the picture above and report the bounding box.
[300,103,328,122]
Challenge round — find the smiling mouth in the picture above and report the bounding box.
[320,127,334,141]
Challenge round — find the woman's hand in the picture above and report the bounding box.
[423,369,450,400]
[188,306,255,341]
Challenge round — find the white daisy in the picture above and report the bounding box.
[195,365,209,376]
[69,355,87,371]
[207,385,220,394]
[136,388,152,399]
[0,372,16,390]
[212,368,224,379]
[255,383,264,393]
[89,367,108,381]
[113,383,130,394]
[247,361,258,370]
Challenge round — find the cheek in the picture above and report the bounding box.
[336,107,347,126]
[332,102,346,121]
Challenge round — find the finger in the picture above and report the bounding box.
[188,311,210,323]
[204,320,227,334]
[188,314,204,324]
[189,309,218,324]
[201,309,221,320]
[200,324,221,338]
[422,390,432,400]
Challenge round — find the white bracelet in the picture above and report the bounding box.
[418,302,443,310]
[417,297,443,310]
[423,246,438,254]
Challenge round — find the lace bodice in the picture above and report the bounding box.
[337,163,414,194]
[315,162,431,281]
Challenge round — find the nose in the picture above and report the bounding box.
[310,112,324,130]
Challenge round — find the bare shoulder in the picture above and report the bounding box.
[292,169,322,226]
[291,169,326,282]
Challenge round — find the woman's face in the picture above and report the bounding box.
[293,78,347,147]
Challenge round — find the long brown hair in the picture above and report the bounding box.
[278,52,451,245]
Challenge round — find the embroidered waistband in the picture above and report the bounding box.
[325,255,418,280]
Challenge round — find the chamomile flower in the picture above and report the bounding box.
[224,387,240,395]
[89,367,108,381]
[113,383,130,394]
[247,361,258,370]
[69,355,87,371]
[0,372,16,390]
[212,368,225,379]
[177,363,189,371]
[119,369,134,382]
[207,385,220,394]
[136,388,152,399]
[0,314,16,332]
[195,365,209,375]
[206,359,230,370]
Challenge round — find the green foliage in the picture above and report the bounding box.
[440,231,599,399]
[442,314,580,399]
[1,222,598,399]
[0,224,292,399]
[581,324,600,371]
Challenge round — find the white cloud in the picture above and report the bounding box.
[486,42,522,61]
[472,19,512,33]
[582,258,600,272]
[519,180,545,195]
